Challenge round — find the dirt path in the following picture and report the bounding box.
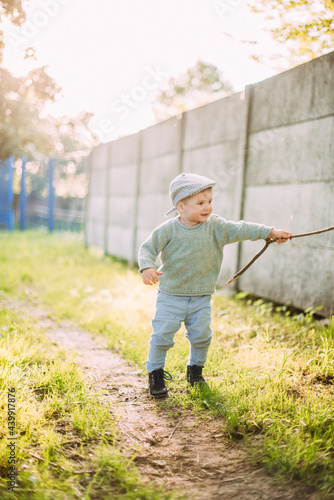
[14,301,319,500]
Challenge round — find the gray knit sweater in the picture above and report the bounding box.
[138,214,272,296]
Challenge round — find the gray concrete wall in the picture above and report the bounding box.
[136,116,182,254]
[85,143,109,250]
[86,51,334,316]
[106,134,139,262]
[238,53,334,316]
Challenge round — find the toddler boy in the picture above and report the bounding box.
[138,173,291,398]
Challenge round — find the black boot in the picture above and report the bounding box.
[186,365,207,387]
[148,369,172,398]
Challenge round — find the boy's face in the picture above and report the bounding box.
[177,187,213,226]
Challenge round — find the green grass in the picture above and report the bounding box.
[1,230,334,498]
[0,241,180,499]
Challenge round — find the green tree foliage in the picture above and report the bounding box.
[0,65,95,158]
[0,0,25,62]
[0,66,58,157]
[249,0,334,64]
[151,60,233,121]
[0,1,97,159]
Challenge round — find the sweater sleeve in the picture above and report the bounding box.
[214,216,272,245]
[138,223,171,272]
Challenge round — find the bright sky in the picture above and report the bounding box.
[2,0,284,142]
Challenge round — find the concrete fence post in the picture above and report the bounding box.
[177,114,186,175]
[84,153,92,247]
[130,131,142,267]
[234,84,254,291]
[104,143,112,255]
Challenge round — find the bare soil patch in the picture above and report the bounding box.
[13,300,320,500]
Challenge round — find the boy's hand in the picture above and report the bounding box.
[141,268,163,285]
[268,228,292,244]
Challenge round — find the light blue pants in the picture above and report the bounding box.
[146,291,213,373]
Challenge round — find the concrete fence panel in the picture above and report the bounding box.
[106,134,139,261]
[249,53,334,132]
[183,92,245,149]
[85,143,110,249]
[246,117,334,185]
[239,182,333,311]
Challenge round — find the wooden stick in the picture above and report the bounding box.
[167,415,186,441]
[225,225,334,285]
[289,225,334,239]
[226,238,273,284]
[25,449,67,471]
[23,448,94,474]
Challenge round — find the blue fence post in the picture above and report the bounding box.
[20,155,27,230]
[48,157,55,232]
[7,156,14,231]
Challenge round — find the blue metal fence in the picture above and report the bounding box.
[0,155,86,232]
[48,157,55,232]
[19,155,27,230]
[0,156,14,230]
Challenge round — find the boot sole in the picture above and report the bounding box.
[150,391,168,399]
